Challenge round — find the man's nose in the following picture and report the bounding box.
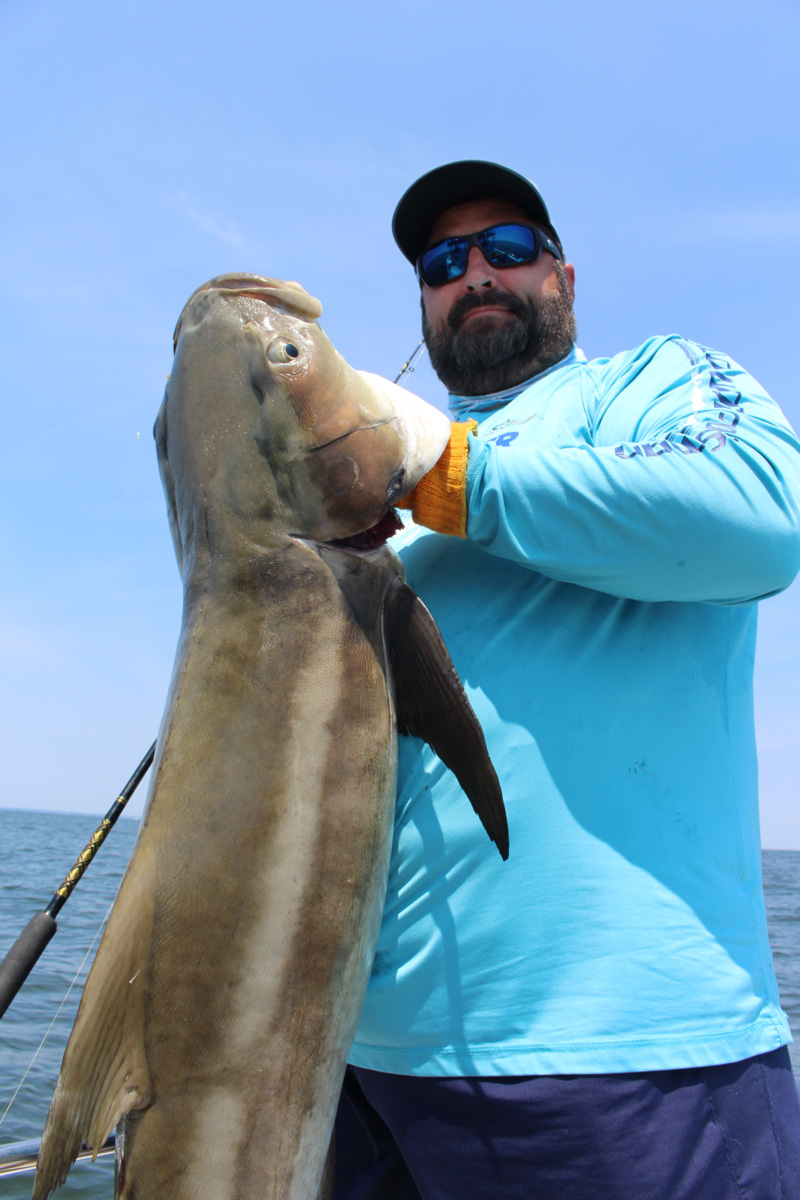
[463,245,495,291]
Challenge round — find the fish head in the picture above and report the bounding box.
[242,284,449,543]
[158,274,449,571]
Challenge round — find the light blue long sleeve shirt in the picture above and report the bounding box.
[349,335,800,1076]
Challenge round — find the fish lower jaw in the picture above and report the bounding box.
[293,507,405,555]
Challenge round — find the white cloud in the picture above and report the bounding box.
[162,190,246,248]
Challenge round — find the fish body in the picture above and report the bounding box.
[34,276,507,1199]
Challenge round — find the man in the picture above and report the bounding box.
[334,161,800,1198]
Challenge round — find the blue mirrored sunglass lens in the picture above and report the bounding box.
[419,240,469,286]
[481,225,538,266]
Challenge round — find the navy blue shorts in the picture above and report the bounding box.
[333,1048,800,1199]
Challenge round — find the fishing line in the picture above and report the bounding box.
[0,899,114,1131]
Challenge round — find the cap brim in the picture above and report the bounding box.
[392,160,562,264]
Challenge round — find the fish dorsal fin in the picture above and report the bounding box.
[383,580,509,860]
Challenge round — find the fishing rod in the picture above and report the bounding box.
[0,741,156,1020]
[394,339,427,385]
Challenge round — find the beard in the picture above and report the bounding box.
[422,261,577,396]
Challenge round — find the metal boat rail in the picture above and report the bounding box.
[0,1134,115,1178]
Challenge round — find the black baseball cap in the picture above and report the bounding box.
[392,160,563,265]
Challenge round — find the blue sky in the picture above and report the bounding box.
[2,0,800,846]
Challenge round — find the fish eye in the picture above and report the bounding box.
[266,338,302,365]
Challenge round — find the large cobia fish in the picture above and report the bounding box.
[33,274,508,1200]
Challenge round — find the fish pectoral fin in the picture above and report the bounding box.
[32,884,154,1200]
[383,580,509,860]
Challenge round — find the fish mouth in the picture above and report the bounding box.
[290,508,405,556]
[326,507,405,551]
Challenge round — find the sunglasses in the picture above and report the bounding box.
[416,223,563,288]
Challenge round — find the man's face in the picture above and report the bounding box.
[420,198,577,396]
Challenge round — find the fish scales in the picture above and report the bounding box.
[33,274,508,1199]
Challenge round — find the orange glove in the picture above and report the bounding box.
[397,420,478,538]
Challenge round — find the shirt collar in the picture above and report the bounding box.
[447,346,585,419]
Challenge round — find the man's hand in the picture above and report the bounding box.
[397,420,478,537]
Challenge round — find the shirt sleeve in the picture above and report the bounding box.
[465,338,800,604]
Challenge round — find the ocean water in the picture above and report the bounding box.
[0,811,140,1198]
[1,810,799,1198]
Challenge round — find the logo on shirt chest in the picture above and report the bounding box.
[484,411,543,447]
